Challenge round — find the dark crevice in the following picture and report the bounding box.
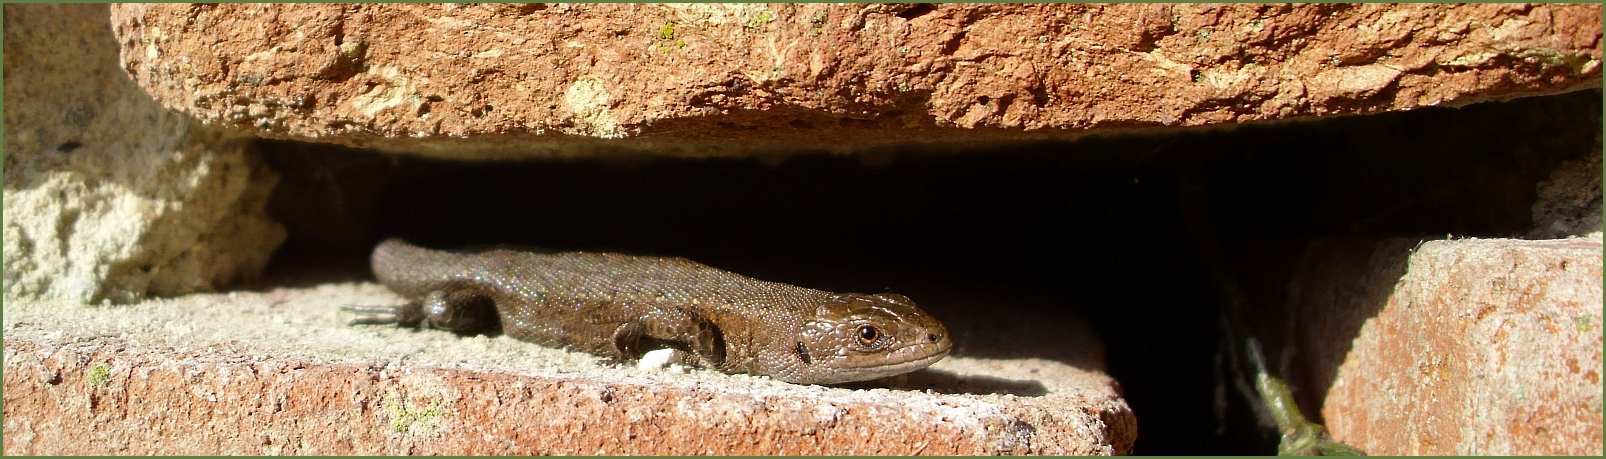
[895,3,938,20]
[255,90,1600,454]
[939,30,967,56]
[56,140,83,153]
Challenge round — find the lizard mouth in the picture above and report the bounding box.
[875,333,954,372]
[812,340,953,384]
[884,346,951,373]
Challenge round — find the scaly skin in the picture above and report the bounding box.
[353,238,952,384]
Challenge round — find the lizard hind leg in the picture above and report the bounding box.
[421,288,503,336]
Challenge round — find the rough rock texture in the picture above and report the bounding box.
[2,282,1134,455]
[1530,132,1604,239]
[1289,237,1603,455]
[110,3,1603,159]
[2,4,285,304]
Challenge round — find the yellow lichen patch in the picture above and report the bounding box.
[87,364,111,388]
[563,76,623,138]
[384,398,445,433]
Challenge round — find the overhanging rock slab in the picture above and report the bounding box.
[110,4,1602,159]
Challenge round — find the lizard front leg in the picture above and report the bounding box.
[609,307,726,368]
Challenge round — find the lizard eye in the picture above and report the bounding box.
[856,325,881,345]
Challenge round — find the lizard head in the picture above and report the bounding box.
[792,292,953,384]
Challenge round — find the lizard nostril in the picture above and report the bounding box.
[927,333,941,343]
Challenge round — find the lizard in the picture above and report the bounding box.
[346,238,953,385]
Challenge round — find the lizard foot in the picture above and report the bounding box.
[341,303,416,326]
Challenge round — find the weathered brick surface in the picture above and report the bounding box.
[1293,237,1603,455]
[3,283,1133,455]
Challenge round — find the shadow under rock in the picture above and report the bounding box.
[881,368,1051,397]
[1281,236,1418,419]
[911,285,1108,372]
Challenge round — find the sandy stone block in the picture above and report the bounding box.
[3,4,285,304]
